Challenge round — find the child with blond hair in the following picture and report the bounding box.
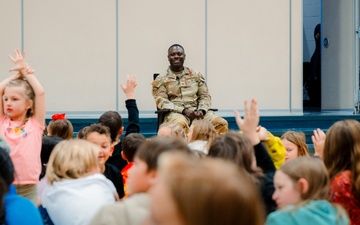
[0,49,45,204]
[157,122,186,139]
[187,119,217,154]
[41,139,117,225]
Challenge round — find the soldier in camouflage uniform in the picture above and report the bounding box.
[152,44,228,134]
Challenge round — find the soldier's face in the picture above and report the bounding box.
[168,46,186,71]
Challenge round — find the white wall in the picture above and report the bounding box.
[0,0,303,118]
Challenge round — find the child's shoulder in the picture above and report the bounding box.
[26,116,45,130]
[267,201,347,225]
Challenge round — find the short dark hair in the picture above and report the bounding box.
[168,44,185,53]
[122,133,146,162]
[40,136,62,180]
[41,136,62,164]
[98,111,123,143]
[84,124,111,142]
[77,126,90,139]
[0,147,14,186]
[135,137,191,171]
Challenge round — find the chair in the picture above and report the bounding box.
[153,73,218,131]
[153,73,170,131]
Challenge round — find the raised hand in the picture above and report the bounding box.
[234,98,260,145]
[311,128,326,158]
[257,126,270,141]
[8,49,27,74]
[120,75,138,99]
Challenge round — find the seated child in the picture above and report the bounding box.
[157,122,186,139]
[281,131,309,162]
[187,119,217,154]
[38,135,62,203]
[76,126,89,139]
[121,133,146,198]
[41,139,117,225]
[0,146,43,224]
[209,99,277,214]
[148,151,266,225]
[266,157,348,225]
[47,113,73,140]
[100,75,140,172]
[89,137,191,225]
[312,120,360,224]
[84,124,125,198]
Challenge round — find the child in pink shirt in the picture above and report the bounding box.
[0,49,45,205]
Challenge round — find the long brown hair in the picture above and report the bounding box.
[323,120,360,195]
[208,131,264,184]
[279,157,348,221]
[280,157,329,201]
[158,151,265,225]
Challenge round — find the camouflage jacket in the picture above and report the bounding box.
[152,67,212,113]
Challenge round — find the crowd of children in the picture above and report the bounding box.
[0,49,359,225]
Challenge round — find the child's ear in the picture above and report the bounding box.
[147,169,158,186]
[121,151,127,161]
[26,99,33,110]
[110,146,115,156]
[118,127,124,136]
[297,178,309,194]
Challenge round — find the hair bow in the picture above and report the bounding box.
[52,113,66,120]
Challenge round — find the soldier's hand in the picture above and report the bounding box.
[182,109,196,121]
[194,110,204,119]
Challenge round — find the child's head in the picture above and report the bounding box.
[323,120,360,192]
[40,136,62,179]
[281,131,309,162]
[0,147,14,186]
[121,133,146,162]
[157,122,186,139]
[77,126,89,139]
[272,157,329,209]
[0,177,6,223]
[46,139,100,185]
[98,111,123,144]
[128,137,190,195]
[208,131,263,180]
[187,119,217,143]
[3,78,35,119]
[84,124,113,170]
[47,114,74,140]
[149,151,265,225]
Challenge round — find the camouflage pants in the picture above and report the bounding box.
[164,110,228,135]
